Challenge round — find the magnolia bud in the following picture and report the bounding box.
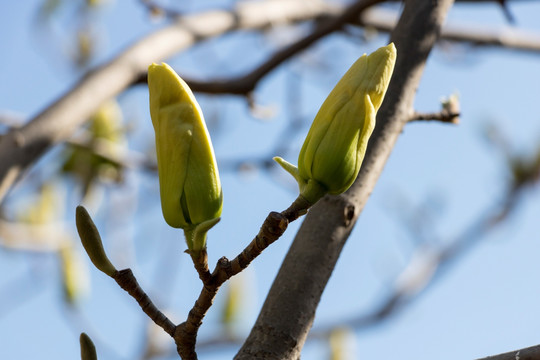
[148,63,222,251]
[274,43,396,204]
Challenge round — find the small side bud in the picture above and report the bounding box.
[75,206,116,277]
[441,93,460,124]
[79,333,97,360]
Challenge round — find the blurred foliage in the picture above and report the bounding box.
[16,182,62,224]
[0,183,69,252]
[328,327,355,360]
[37,0,111,69]
[483,123,540,191]
[221,278,244,335]
[59,242,90,305]
[61,99,126,198]
[0,182,90,306]
[508,148,540,190]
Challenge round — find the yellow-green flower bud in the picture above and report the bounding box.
[148,63,222,251]
[274,43,397,204]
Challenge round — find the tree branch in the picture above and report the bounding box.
[361,6,540,53]
[134,0,383,94]
[0,0,336,205]
[410,110,460,123]
[234,0,456,359]
[476,344,540,360]
[308,175,527,342]
[175,196,310,359]
[114,268,177,337]
[103,201,307,360]
[133,1,540,96]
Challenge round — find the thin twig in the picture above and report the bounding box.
[410,110,460,124]
[113,269,176,337]
[174,195,310,359]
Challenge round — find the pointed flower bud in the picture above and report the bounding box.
[76,206,116,277]
[148,63,222,251]
[274,43,396,204]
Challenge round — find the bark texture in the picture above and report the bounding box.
[235,0,456,358]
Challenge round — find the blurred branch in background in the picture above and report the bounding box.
[360,6,540,53]
[2,0,540,204]
[0,0,337,204]
[134,5,540,94]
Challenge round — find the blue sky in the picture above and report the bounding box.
[1,1,540,359]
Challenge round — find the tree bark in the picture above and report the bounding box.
[234,0,456,359]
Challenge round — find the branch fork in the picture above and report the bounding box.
[77,195,310,359]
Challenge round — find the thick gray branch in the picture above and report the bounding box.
[234,0,455,359]
[0,0,334,204]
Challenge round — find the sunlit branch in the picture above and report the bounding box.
[114,269,177,337]
[175,196,310,359]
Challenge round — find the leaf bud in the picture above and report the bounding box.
[75,205,116,277]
